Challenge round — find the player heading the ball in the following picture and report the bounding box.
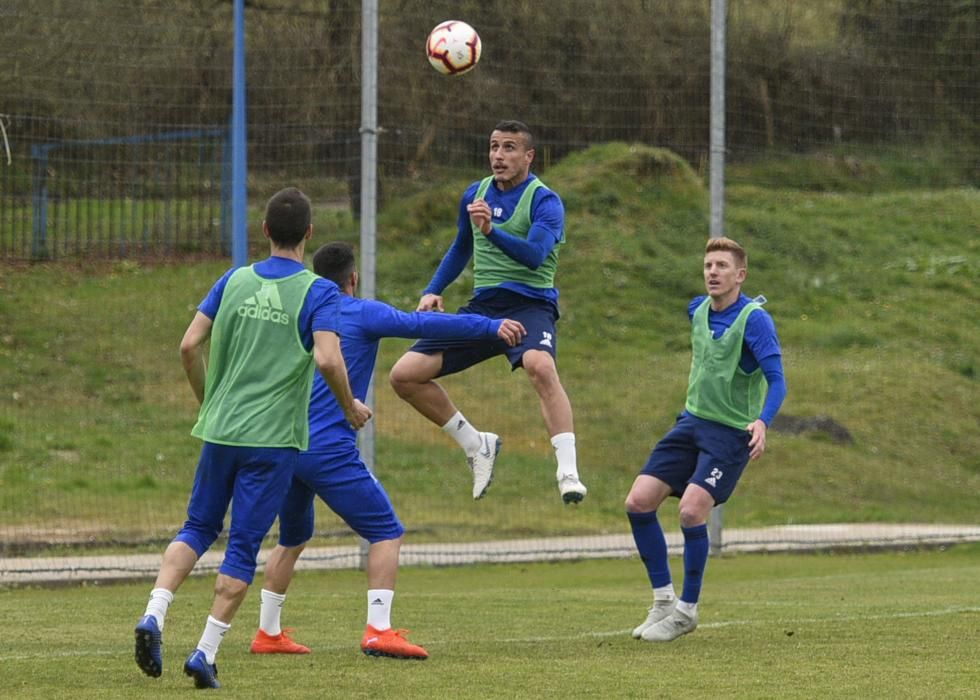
[389,120,587,505]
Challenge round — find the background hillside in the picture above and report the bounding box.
[1,144,977,552]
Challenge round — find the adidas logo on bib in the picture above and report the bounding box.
[238,283,290,325]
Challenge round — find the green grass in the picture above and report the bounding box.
[727,144,978,192]
[1,547,979,698]
[1,143,978,553]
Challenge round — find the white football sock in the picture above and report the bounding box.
[442,411,483,456]
[197,616,231,665]
[677,601,697,615]
[366,589,394,631]
[551,432,578,479]
[144,587,174,630]
[259,588,286,636]
[654,584,677,602]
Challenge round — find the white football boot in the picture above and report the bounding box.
[468,432,500,499]
[641,605,699,642]
[557,473,587,504]
[631,598,678,639]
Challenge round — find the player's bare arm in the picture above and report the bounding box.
[179,311,213,405]
[417,293,444,312]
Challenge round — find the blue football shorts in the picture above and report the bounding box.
[409,289,560,376]
[639,413,752,505]
[277,446,405,546]
[174,442,298,584]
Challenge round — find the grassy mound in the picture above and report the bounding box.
[0,143,977,551]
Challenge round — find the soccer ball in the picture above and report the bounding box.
[426,20,482,76]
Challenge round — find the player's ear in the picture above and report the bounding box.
[262,221,271,240]
[305,224,314,240]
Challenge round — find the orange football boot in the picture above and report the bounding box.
[360,625,428,660]
[250,628,311,654]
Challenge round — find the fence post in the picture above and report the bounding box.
[30,144,51,260]
[230,0,247,268]
[356,0,379,573]
[709,504,724,555]
[709,0,726,240]
[708,0,728,555]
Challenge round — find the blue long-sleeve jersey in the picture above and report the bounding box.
[423,175,564,308]
[306,296,502,452]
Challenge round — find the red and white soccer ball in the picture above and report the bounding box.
[426,20,482,76]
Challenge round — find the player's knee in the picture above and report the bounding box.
[214,573,249,602]
[175,526,221,556]
[389,355,431,395]
[678,485,714,527]
[388,363,412,395]
[522,352,559,386]
[279,541,308,558]
[625,490,653,513]
[678,503,709,529]
[373,534,403,548]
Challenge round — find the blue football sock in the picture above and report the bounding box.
[680,524,710,604]
[627,510,672,589]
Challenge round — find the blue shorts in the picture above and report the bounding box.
[277,446,404,546]
[174,442,297,584]
[639,413,751,505]
[409,289,559,376]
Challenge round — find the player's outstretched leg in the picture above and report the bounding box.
[468,432,501,499]
[183,649,221,689]
[361,626,429,660]
[640,606,699,642]
[134,615,163,678]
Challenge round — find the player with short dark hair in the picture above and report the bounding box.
[626,237,787,642]
[263,187,314,247]
[133,188,372,689]
[389,120,587,504]
[249,241,526,659]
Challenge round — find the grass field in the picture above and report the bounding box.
[1,547,979,698]
[1,144,978,553]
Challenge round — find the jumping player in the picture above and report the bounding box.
[389,119,586,504]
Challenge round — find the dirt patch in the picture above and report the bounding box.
[771,414,854,444]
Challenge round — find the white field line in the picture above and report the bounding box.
[493,605,980,643]
[1,606,978,663]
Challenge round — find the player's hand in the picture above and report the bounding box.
[345,399,373,430]
[746,419,767,460]
[417,293,444,312]
[496,318,527,346]
[466,199,493,235]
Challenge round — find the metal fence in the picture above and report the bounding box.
[0,0,976,581]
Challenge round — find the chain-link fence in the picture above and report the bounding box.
[0,1,976,581]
